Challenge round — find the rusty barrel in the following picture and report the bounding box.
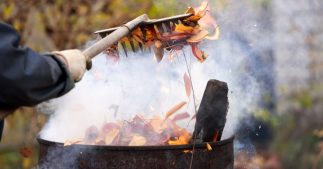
[37,136,234,169]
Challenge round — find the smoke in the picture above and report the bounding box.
[39,1,263,145]
[40,39,259,144]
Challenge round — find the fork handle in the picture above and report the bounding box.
[82,14,148,60]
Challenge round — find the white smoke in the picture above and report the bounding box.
[40,1,262,143]
[40,38,259,143]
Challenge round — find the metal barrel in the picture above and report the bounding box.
[37,136,234,169]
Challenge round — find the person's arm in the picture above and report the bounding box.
[0,22,77,108]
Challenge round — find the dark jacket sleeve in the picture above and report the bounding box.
[0,22,75,108]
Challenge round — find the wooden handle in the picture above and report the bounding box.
[82,14,149,59]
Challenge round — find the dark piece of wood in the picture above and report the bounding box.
[192,79,229,142]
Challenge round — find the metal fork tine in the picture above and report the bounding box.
[129,40,136,52]
[139,27,146,42]
[164,21,172,33]
[162,23,168,34]
[169,21,175,31]
[94,13,194,56]
[120,42,128,57]
[156,23,164,33]
[173,19,182,25]
[138,42,144,52]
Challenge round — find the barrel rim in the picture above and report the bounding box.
[37,135,234,151]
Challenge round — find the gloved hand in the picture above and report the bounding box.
[52,49,91,82]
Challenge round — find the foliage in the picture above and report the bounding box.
[270,85,323,169]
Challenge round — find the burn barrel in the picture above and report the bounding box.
[37,136,234,169]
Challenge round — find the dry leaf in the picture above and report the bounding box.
[129,135,147,146]
[153,40,164,62]
[185,15,202,22]
[206,143,213,151]
[195,1,208,13]
[185,7,195,15]
[187,30,209,43]
[172,112,190,122]
[206,27,220,40]
[104,128,120,145]
[155,40,163,48]
[169,33,191,40]
[174,24,194,33]
[183,72,192,97]
[165,101,187,119]
[131,28,144,43]
[64,139,82,146]
[149,117,168,134]
[20,147,32,158]
[101,122,120,134]
[191,43,208,62]
[185,1,208,22]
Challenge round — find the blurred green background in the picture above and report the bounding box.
[0,0,322,168]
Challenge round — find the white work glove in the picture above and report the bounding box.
[52,49,91,82]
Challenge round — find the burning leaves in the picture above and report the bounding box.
[65,106,192,146]
[105,1,219,63]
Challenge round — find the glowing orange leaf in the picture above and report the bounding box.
[168,131,192,145]
[172,112,190,122]
[206,143,213,151]
[187,30,209,43]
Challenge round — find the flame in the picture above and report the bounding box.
[168,129,192,145]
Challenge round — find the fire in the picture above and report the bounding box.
[168,129,192,145]
[65,102,192,146]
